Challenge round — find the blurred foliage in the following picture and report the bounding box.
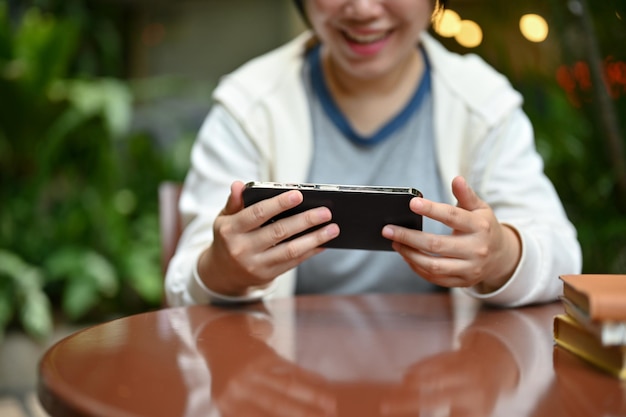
[523,81,626,273]
[0,1,194,342]
[533,1,626,274]
[439,0,626,276]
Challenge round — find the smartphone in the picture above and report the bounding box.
[242,182,423,251]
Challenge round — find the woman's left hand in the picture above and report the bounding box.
[382,176,521,291]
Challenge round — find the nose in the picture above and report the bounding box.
[343,0,384,19]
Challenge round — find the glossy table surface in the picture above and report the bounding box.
[38,292,626,417]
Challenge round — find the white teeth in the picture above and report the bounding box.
[344,31,387,44]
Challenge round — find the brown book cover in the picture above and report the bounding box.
[553,314,626,379]
[559,274,626,321]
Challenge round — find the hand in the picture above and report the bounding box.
[198,311,337,417]
[216,350,338,417]
[198,181,340,296]
[381,330,519,417]
[382,176,521,291]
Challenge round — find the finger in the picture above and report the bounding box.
[408,197,475,233]
[258,223,340,272]
[233,360,336,417]
[383,227,470,259]
[253,206,334,249]
[380,395,421,417]
[223,373,334,417]
[234,220,338,281]
[236,189,304,231]
[251,367,337,414]
[222,180,246,215]
[452,176,485,212]
[403,354,464,383]
[392,244,479,287]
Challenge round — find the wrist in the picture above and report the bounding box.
[478,224,522,293]
[196,247,251,297]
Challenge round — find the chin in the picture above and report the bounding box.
[343,61,398,80]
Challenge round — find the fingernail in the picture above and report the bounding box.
[326,224,340,238]
[288,190,301,204]
[317,207,332,222]
[382,226,394,238]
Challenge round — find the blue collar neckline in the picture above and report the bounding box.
[309,44,432,147]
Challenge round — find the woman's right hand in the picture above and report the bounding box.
[197,181,340,297]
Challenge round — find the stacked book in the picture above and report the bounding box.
[553,274,626,379]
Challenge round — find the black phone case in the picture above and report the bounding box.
[242,184,422,251]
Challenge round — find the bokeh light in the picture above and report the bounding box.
[455,20,483,48]
[519,14,549,43]
[433,9,462,38]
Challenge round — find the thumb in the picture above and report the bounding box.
[222,181,246,215]
[452,176,484,211]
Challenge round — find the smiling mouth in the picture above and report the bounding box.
[343,30,390,44]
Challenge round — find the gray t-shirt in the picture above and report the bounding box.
[296,46,451,294]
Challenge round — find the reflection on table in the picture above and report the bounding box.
[38,292,626,417]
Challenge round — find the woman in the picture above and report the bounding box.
[165,0,581,307]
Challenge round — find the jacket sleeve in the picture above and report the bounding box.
[164,104,277,306]
[462,108,582,306]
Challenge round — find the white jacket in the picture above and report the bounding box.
[165,31,582,307]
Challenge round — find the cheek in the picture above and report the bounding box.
[305,1,333,30]
[393,1,435,35]
[306,0,341,21]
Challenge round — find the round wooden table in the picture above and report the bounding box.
[38,293,626,417]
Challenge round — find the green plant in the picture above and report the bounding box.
[0,3,190,340]
[536,1,626,274]
[0,250,52,342]
[523,82,626,274]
